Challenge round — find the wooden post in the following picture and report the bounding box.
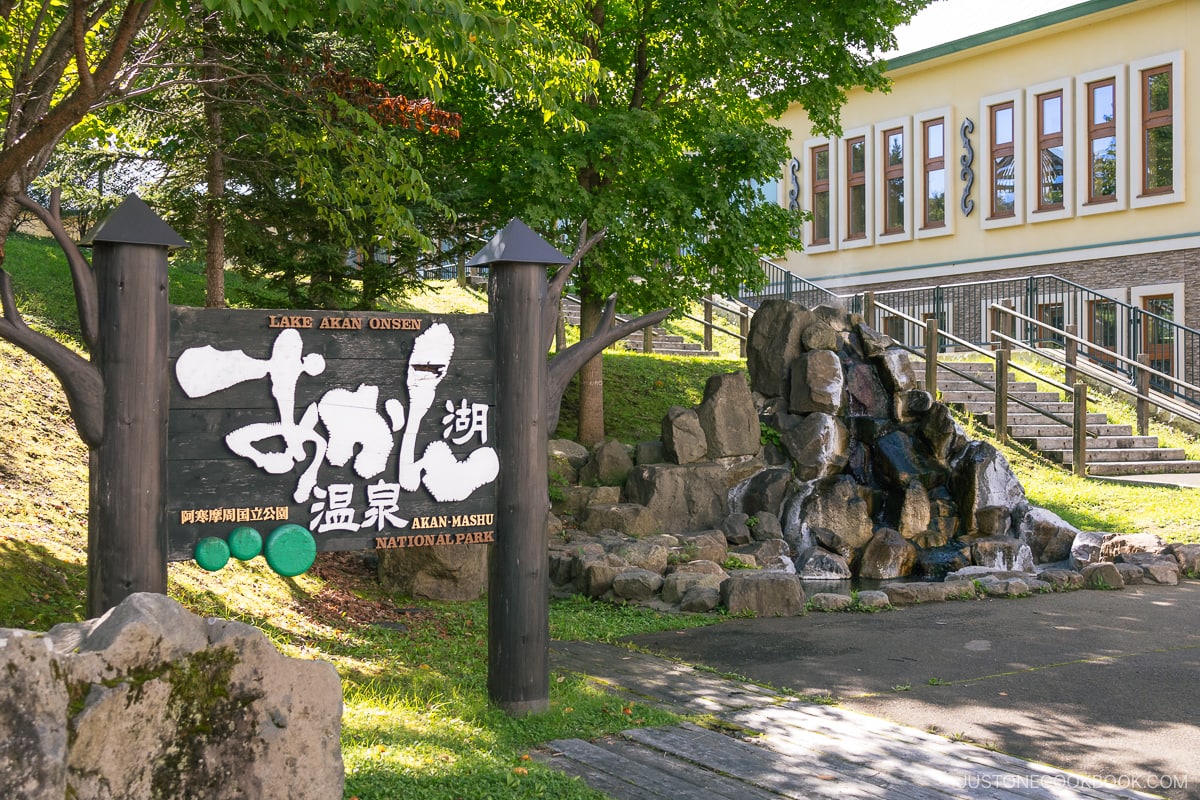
[703,297,713,352]
[994,349,1009,445]
[1136,354,1151,437]
[82,198,186,616]
[863,291,876,331]
[739,306,750,359]
[471,219,567,716]
[1064,324,1078,394]
[1073,382,1088,477]
[924,317,939,396]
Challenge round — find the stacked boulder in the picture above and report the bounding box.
[546,299,1191,615]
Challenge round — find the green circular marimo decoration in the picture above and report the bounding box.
[194,536,231,572]
[227,526,263,560]
[264,524,317,577]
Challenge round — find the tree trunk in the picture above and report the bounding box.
[203,28,226,308]
[576,292,606,445]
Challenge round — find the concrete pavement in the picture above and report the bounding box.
[626,581,1200,800]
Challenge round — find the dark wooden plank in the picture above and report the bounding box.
[166,395,495,460]
[538,737,719,800]
[533,742,677,800]
[600,737,785,800]
[167,361,496,412]
[623,723,950,800]
[169,306,495,360]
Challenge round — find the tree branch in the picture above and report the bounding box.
[0,268,103,445]
[545,300,671,432]
[542,221,606,351]
[17,193,98,347]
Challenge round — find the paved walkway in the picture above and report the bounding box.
[540,581,1200,800]
[543,641,1165,799]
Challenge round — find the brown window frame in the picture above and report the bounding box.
[921,118,945,229]
[845,136,867,240]
[1036,90,1064,212]
[989,101,1015,219]
[1087,77,1117,204]
[810,144,830,245]
[882,126,904,235]
[1141,64,1173,196]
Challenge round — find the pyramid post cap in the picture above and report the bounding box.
[466,218,570,267]
[80,194,190,249]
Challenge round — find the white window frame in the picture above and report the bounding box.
[875,116,912,244]
[1129,51,1185,209]
[914,107,954,240]
[1025,79,1073,223]
[839,124,874,249]
[1075,64,1127,216]
[980,90,1024,230]
[801,137,838,254]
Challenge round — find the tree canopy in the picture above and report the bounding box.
[0,0,930,445]
[438,0,931,441]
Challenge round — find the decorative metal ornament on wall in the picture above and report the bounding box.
[959,118,976,217]
[788,157,801,211]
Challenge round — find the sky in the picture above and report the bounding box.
[887,0,1093,56]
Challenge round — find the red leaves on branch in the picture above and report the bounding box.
[308,59,461,137]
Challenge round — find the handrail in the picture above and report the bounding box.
[560,293,746,353]
[988,302,1200,429]
[990,302,1200,398]
[679,308,746,343]
[873,298,1085,435]
[846,272,1200,414]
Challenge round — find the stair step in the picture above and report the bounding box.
[976,411,1109,426]
[1086,460,1200,476]
[1008,423,1134,437]
[938,381,1037,395]
[1045,447,1187,465]
[941,389,1061,404]
[1016,435,1160,450]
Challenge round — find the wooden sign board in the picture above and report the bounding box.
[167,307,496,563]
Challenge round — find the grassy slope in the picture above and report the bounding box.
[0,236,721,800]
[3,235,1199,798]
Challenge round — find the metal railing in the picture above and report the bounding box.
[870,296,1092,475]
[739,262,1200,417]
[740,256,844,310]
[988,302,1200,432]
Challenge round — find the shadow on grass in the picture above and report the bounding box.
[0,537,87,630]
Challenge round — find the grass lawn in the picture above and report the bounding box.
[2,232,1198,798]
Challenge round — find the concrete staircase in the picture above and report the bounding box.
[559,296,721,357]
[936,360,1200,476]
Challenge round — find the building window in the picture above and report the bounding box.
[1141,64,1173,195]
[810,145,831,245]
[1036,302,1065,347]
[1141,293,1175,381]
[1036,91,1064,211]
[846,136,867,240]
[1087,78,1117,203]
[922,118,945,228]
[1087,298,1118,365]
[990,101,1015,218]
[882,127,904,234]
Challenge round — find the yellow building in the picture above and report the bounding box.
[774,0,1197,384]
